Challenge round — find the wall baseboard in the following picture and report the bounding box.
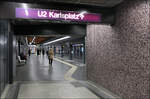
[87,80,122,99]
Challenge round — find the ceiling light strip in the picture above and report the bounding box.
[44,36,71,45]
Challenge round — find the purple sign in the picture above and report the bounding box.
[16,8,101,22]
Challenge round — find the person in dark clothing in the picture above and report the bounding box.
[28,49,31,56]
[37,49,39,55]
[46,49,49,57]
[20,52,27,60]
[42,49,45,55]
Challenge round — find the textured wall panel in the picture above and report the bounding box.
[86,0,150,99]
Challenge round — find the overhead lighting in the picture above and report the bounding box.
[80,11,87,15]
[44,36,71,45]
[32,37,36,43]
[22,3,28,9]
[22,3,29,16]
[29,36,36,45]
[26,36,28,45]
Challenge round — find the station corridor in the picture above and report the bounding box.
[2,54,118,99]
[0,0,150,99]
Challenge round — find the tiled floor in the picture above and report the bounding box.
[18,82,99,99]
[16,54,86,81]
[55,54,85,65]
[12,54,101,99]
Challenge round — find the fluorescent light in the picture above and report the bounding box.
[22,3,28,9]
[32,37,36,43]
[80,11,87,15]
[44,36,71,45]
[26,36,28,45]
[22,3,29,16]
[29,36,36,45]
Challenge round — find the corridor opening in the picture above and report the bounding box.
[7,21,103,99]
[13,22,86,81]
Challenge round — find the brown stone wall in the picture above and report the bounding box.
[86,0,150,99]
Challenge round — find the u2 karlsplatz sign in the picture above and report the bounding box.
[16,8,101,22]
[38,10,85,20]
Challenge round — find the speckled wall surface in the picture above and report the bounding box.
[86,0,150,99]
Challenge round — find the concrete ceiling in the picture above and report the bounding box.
[4,0,123,7]
[79,0,123,7]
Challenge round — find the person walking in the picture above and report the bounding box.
[48,48,54,66]
[28,48,31,56]
[42,49,45,55]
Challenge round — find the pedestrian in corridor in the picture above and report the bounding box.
[42,49,45,55]
[28,48,31,56]
[48,48,54,66]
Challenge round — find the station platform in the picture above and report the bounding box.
[16,54,86,81]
